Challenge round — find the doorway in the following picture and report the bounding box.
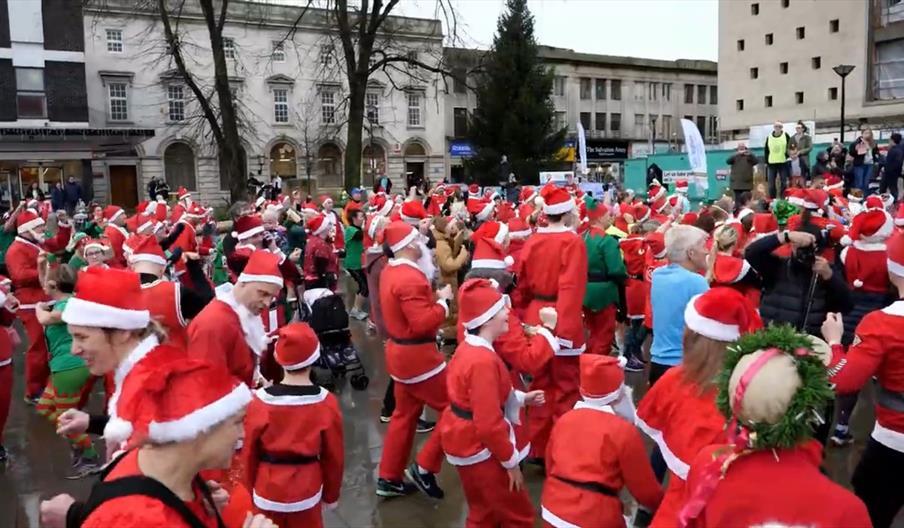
[109,165,138,209]
[405,162,425,191]
[19,165,62,201]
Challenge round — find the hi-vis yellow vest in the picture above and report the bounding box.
[766,133,788,164]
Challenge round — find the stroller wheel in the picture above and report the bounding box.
[350,374,369,390]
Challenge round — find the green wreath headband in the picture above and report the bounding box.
[716,324,835,450]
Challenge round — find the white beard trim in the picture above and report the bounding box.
[415,239,437,282]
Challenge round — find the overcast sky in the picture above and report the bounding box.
[395,0,718,61]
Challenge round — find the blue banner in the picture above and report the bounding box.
[449,141,474,157]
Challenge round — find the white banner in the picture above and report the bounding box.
[680,118,707,174]
[577,120,588,175]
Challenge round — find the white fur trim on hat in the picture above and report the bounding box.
[543,197,575,216]
[476,202,495,221]
[494,222,509,245]
[17,217,43,234]
[237,272,284,288]
[389,228,418,254]
[683,295,739,342]
[508,229,531,239]
[129,253,167,266]
[888,257,904,279]
[313,216,333,237]
[471,259,508,270]
[581,385,623,406]
[281,344,321,371]
[377,200,393,217]
[147,383,252,444]
[104,416,134,444]
[62,297,150,330]
[862,212,895,243]
[236,225,265,241]
[463,296,506,329]
[109,209,125,223]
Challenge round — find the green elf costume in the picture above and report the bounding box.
[582,197,626,356]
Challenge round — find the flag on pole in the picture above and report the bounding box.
[577,120,588,175]
[680,118,708,191]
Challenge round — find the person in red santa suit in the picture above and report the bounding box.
[78,358,265,528]
[821,229,904,527]
[514,184,587,463]
[376,220,454,499]
[168,186,193,223]
[0,279,19,462]
[505,217,532,317]
[516,186,540,225]
[440,279,545,527]
[243,323,343,528]
[705,224,760,308]
[320,195,345,254]
[619,220,652,372]
[680,326,870,528]
[636,287,761,528]
[303,213,340,291]
[100,205,129,268]
[542,354,662,528]
[7,208,71,402]
[188,250,283,387]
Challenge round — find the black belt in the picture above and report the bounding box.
[388,335,436,345]
[553,475,618,497]
[588,272,609,283]
[878,386,904,413]
[627,274,643,281]
[451,403,474,420]
[259,451,319,465]
[533,293,557,302]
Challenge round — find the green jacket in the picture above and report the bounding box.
[211,238,229,286]
[582,227,627,311]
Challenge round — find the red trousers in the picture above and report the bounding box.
[0,364,11,443]
[255,503,321,528]
[527,355,579,459]
[584,305,617,356]
[21,311,49,398]
[458,459,534,527]
[378,371,449,481]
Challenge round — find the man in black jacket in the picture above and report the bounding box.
[882,133,904,200]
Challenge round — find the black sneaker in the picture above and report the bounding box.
[23,395,38,406]
[0,444,7,462]
[405,463,444,499]
[416,419,435,433]
[65,455,101,480]
[624,356,645,373]
[830,426,854,447]
[379,410,392,423]
[376,478,417,498]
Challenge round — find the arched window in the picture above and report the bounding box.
[269,142,297,179]
[317,143,343,188]
[164,142,196,190]
[361,143,386,187]
[403,141,426,157]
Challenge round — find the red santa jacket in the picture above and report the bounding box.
[7,230,70,306]
[542,400,662,528]
[683,441,870,528]
[325,210,344,252]
[619,235,648,319]
[514,225,588,354]
[188,299,257,387]
[829,300,904,453]
[636,366,726,528]
[103,223,129,268]
[228,244,301,286]
[0,301,17,367]
[141,279,188,350]
[493,312,556,391]
[840,241,889,293]
[303,235,339,284]
[642,254,668,329]
[82,450,220,528]
[242,384,343,512]
[379,258,447,384]
[439,334,528,468]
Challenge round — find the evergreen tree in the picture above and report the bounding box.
[465,0,566,185]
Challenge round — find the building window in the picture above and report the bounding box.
[610,79,622,100]
[164,142,196,191]
[365,92,379,124]
[750,67,759,79]
[684,83,694,104]
[737,39,745,51]
[16,68,46,119]
[737,99,744,111]
[634,113,645,136]
[830,19,839,33]
[697,85,707,104]
[595,112,606,131]
[595,79,606,100]
[167,84,185,122]
[610,113,621,132]
[695,115,706,137]
[796,26,805,39]
[108,82,128,121]
[829,87,838,100]
[320,45,332,67]
[751,3,759,15]
[782,0,789,7]
[579,77,591,100]
[273,88,289,123]
[453,107,468,137]
[649,82,658,101]
[554,111,567,130]
[271,41,285,62]
[407,91,423,127]
[634,81,645,101]
[812,56,821,69]
[580,112,591,130]
[764,95,773,107]
[662,83,671,101]
[795,91,804,104]
[710,86,718,105]
[106,29,123,53]
[780,62,789,74]
[553,76,565,96]
[452,68,466,94]
[661,114,672,137]
[223,38,235,59]
[765,33,774,45]
[873,38,904,100]
[321,89,335,124]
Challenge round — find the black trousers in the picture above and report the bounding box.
[382,379,395,415]
[880,172,901,201]
[852,437,904,528]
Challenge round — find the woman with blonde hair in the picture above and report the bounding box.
[706,224,760,306]
[636,287,761,527]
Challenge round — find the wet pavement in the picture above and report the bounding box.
[1,302,901,528]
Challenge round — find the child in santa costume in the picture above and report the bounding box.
[242,323,343,528]
[821,228,904,527]
[582,198,626,357]
[680,325,870,528]
[0,277,17,462]
[636,287,761,527]
[619,221,652,372]
[79,359,259,528]
[440,279,544,527]
[542,354,662,528]
[514,184,587,461]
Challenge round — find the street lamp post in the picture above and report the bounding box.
[832,64,855,144]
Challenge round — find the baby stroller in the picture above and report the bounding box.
[301,288,369,391]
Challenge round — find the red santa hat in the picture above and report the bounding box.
[586,200,609,222]
[468,184,481,199]
[675,179,689,194]
[751,213,778,240]
[800,189,828,211]
[886,231,904,278]
[232,214,265,241]
[632,203,651,223]
[849,208,894,244]
[579,354,625,405]
[108,358,251,447]
[133,213,158,234]
[103,205,125,223]
[183,202,207,219]
[864,195,885,211]
[459,278,506,330]
[468,198,496,222]
[306,213,333,238]
[895,203,904,227]
[153,202,168,223]
[399,200,427,224]
[83,238,110,255]
[16,209,44,234]
[274,323,321,370]
[737,207,755,223]
[539,184,575,216]
[684,287,762,342]
[382,220,419,254]
[648,181,666,202]
[176,186,191,201]
[369,194,393,217]
[62,268,150,330]
[129,235,167,266]
[825,174,843,191]
[680,212,699,226]
[785,188,805,208]
[652,196,668,214]
[711,253,751,284]
[519,186,537,203]
[507,217,532,240]
[471,221,512,269]
[320,194,334,207]
[645,232,667,259]
[237,250,284,287]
